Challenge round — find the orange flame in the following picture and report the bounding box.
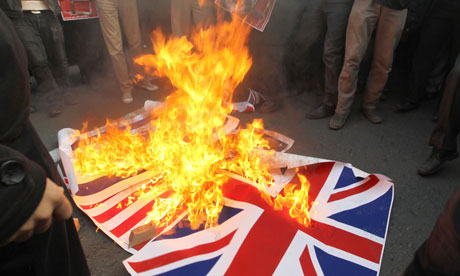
[274,171,314,226]
[73,15,312,230]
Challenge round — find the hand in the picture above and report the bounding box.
[2,178,73,245]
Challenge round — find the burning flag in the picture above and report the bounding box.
[123,163,393,275]
[56,10,395,276]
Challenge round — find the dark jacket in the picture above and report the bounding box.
[375,0,409,10]
[0,9,90,275]
[0,0,61,17]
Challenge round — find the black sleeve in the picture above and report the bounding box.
[0,145,47,243]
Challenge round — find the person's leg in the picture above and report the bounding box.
[322,0,353,108]
[118,0,143,59]
[96,0,133,99]
[335,0,378,115]
[362,6,407,111]
[39,11,70,90]
[11,14,64,116]
[171,0,193,37]
[402,3,454,108]
[11,15,59,94]
[419,55,460,176]
[191,0,216,30]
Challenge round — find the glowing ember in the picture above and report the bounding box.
[73,15,313,230]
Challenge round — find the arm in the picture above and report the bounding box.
[0,145,72,245]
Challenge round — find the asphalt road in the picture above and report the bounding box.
[29,66,460,275]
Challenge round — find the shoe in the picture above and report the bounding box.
[361,107,383,124]
[305,103,335,119]
[396,100,418,112]
[63,92,79,105]
[121,92,133,104]
[135,79,159,91]
[48,103,63,117]
[329,112,349,130]
[418,148,459,176]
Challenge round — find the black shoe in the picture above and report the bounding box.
[305,104,335,119]
[361,107,383,124]
[418,148,459,176]
[396,100,418,112]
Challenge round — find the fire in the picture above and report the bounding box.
[274,171,313,226]
[73,15,313,230]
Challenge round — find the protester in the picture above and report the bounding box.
[417,54,460,176]
[170,0,216,38]
[329,0,407,130]
[397,0,460,112]
[95,0,158,104]
[0,8,90,275]
[0,0,77,117]
[305,0,354,119]
[64,18,108,87]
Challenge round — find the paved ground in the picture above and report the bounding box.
[30,67,459,275]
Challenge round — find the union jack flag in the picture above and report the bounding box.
[123,162,393,275]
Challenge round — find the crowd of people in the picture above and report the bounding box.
[0,0,459,275]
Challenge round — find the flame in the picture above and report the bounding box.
[274,171,314,226]
[73,15,312,230]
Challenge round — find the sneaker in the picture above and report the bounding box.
[305,103,335,119]
[418,148,459,176]
[329,111,349,130]
[135,80,159,91]
[361,107,383,124]
[121,92,133,104]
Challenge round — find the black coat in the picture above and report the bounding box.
[0,9,90,276]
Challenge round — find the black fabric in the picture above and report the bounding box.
[375,0,409,10]
[0,145,47,244]
[0,8,90,276]
[0,0,61,18]
[406,0,460,104]
[0,8,29,143]
[11,10,69,96]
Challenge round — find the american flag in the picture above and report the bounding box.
[57,104,292,253]
[123,162,393,275]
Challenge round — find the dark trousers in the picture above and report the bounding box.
[407,0,460,104]
[430,54,460,151]
[0,122,90,276]
[322,0,354,107]
[10,11,69,98]
[404,183,460,276]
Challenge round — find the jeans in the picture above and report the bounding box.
[11,10,69,101]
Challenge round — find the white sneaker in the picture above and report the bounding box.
[121,92,133,104]
[135,80,159,91]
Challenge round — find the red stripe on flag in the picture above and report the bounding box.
[224,178,383,267]
[127,230,237,273]
[109,191,173,238]
[110,199,156,237]
[301,162,335,203]
[327,175,379,203]
[300,246,317,276]
[225,209,298,275]
[306,220,383,264]
[93,193,141,223]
